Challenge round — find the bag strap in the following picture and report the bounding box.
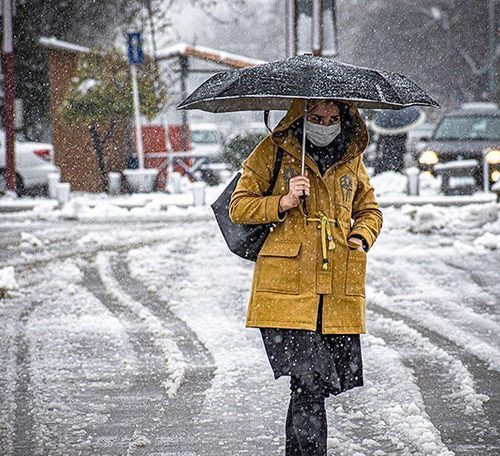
[263,147,284,196]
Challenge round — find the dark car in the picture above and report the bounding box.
[414,103,500,195]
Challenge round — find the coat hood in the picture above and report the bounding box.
[270,99,370,164]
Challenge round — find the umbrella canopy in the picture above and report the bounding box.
[177,55,439,113]
[371,106,426,136]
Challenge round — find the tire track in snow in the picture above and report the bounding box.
[111,252,215,371]
[82,262,178,455]
[84,251,216,455]
[366,252,500,362]
[12,302,40,456]
[81,263,173,455]
[0,219,209,270]
[95,252,187,398]
[367,309,499,456]
[368,302,500,455]
[441,257,500,322]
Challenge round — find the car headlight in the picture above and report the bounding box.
[419,150,439,165]
[484,148,500,165]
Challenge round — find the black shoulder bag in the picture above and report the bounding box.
[210,147,284,261]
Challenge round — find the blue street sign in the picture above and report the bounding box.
[127,32,144,65]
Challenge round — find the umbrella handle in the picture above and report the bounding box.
[300,190,308,216]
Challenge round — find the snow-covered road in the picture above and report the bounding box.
[0,203,499,455]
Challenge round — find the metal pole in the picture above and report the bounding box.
[145,0,161,94]
[488,0,497,99]
[285,0,297,57]
[301,100,308,175]
[312,0,322,56]
[130,64,145,169]
[3,0,16,193]
[331,0,339,57]
[483,157,490,192]
[301,99,308,215]
[180,55,189,152]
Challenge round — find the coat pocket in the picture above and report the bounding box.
[345,248,367,297]
[256,241,301,294]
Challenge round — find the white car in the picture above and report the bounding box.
[0,131,59,196]
[190,123,224,162]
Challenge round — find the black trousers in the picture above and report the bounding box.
[285,296,329,456]
[286,372,330,456]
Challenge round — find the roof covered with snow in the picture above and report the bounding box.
[39,36,90,54]
[156,42,265,68]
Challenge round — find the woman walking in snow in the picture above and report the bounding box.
[229,98,383,455]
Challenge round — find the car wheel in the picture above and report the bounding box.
[0,169,25,197]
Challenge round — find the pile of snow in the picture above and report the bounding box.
[20,232,45,248]
[36,193,211,223]
[372,171,408,197]
[419,172,442,196]
[408,204,447,233]
[0,267,19,298]
[371,170,442,198]
[381,202,500,235]
[474,232,500,250]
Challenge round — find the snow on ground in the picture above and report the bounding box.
[0,267,18,298]
[367,312,488,415]
[372,171,409,197]
[1,182,499,454]
[95,251,186,398]
[371,170,442,198]
[1,258,139,454]
[125,220,482,455]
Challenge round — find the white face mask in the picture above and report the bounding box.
[305,119,341,147]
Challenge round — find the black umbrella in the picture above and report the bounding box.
[177,55,439,113]
[177,55,438,175]
[371,106,426,136]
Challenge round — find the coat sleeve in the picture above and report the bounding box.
[349,156,383,250]
[229,139,288,225]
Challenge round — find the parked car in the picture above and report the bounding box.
[414,103,500,194]
[190,123,224,162]
[189,123,231,185]
[0,131,59,196]
[406,122,436,165]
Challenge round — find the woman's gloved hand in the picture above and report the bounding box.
[279,171,310,212]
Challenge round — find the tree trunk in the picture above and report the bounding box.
[89,120,116,191]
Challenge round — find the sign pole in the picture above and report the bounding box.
[127,32,145,170]
[3,0,16,193]
[130,64,144,169]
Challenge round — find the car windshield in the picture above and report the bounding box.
[191,130,218,144]
[433,115,500,140]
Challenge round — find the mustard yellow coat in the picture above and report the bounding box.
[229,100,383,334]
